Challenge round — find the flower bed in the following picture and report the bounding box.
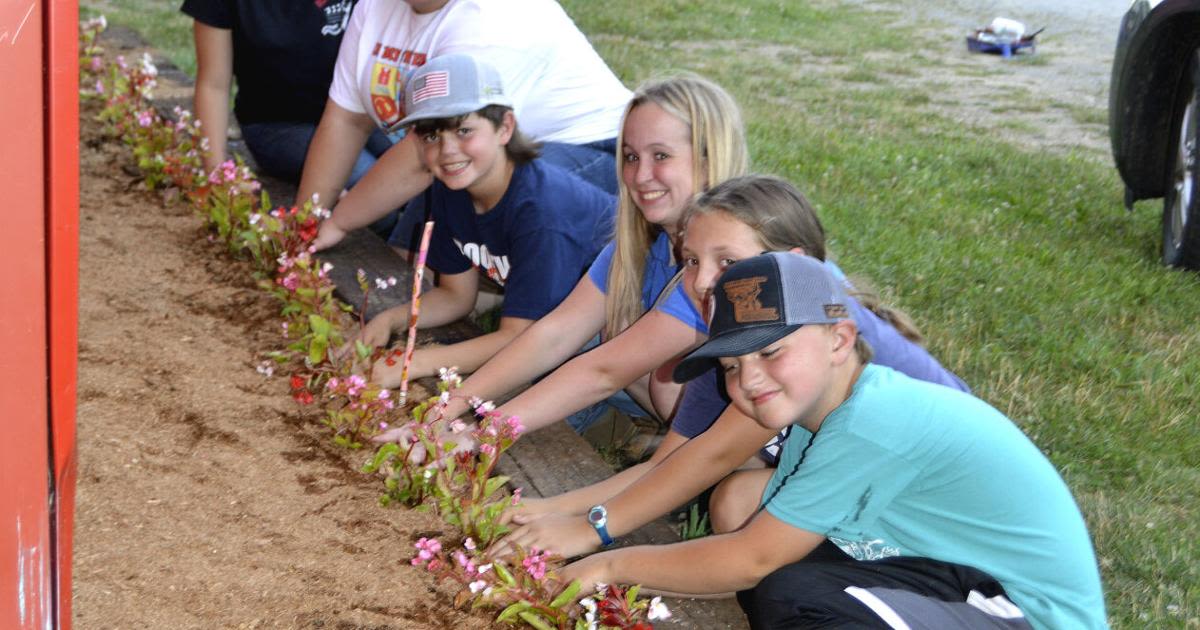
[78,17,668,630]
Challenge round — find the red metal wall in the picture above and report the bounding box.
[0,1,79,628]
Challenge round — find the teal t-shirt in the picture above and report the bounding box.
[763,364,1107,629]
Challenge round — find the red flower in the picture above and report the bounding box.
[290,374,305,391]
[293,389,314,405]
[298,217,319,243]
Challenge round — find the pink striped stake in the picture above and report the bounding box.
[397,220,435,405]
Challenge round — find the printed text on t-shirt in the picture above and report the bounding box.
[453,239,511,285]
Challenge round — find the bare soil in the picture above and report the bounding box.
[71,103,492,629]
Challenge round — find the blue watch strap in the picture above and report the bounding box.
[587,505,614,547]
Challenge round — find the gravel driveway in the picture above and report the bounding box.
[863,0,1130,158]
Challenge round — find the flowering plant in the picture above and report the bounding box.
[364,369,521,546]
[412,537,670,630]
[322,375,401,449]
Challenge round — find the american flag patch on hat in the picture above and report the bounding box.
[412,71,449,103]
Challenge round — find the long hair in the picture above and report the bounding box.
[684,174,925,360]
[604,74,748,337]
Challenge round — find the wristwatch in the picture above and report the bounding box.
[587,504,614,547]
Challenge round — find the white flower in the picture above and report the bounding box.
[468,579,488,594]
[387,276,398,286]
[422,469,433,480]
[476,563,492,575]
[647,596,671,621]
[248,213,261,225]
[321,262,334,274]
[255,361,274,377]
[375,277,389,290]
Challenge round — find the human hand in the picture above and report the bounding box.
[371,414,478,454]
[499,495,560,527]
[558,553,610,599]
[492,512,600,560]
[312,216,347,251]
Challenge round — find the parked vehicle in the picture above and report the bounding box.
[1110,0,1200,269]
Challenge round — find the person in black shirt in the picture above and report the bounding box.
[182,0,391,185]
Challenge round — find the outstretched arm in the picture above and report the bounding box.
[295,99,377,228]
[499,405,774,558]
[191,20,233,172]
[508,430,689,522]
[438,276,608,420]
[307,131,434,251]
[561,509,824,596]
[498,310,705,433]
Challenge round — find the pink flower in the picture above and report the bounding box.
[116,55,127,69]
[280,272,299,291]
[505,416,524,436]
[511,487,522,506]
[137,110,153,128]
[94,79,104,94]
[522,548,547,581]
[412,537,442,566]
[479,443,496,457]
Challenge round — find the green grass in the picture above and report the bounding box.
[84,1,1200,627]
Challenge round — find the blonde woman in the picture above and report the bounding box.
[391,74,749,436]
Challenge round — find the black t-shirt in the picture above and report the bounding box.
[180,0,357,125]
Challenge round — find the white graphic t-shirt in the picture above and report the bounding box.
[328,0,630,143]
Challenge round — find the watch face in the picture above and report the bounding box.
[588,506,605,524]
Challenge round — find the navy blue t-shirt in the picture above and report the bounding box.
[424,160,615,321]
[180,0,357,125]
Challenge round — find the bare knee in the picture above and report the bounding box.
[710,469,773,534]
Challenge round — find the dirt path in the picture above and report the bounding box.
[71,103,490,629]
[845,0,1126,158]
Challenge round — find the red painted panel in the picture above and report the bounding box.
[46,2,80,629]
[0,2,53,629]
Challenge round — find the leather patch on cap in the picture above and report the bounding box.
[824,303,848,318]
[723,276,779,323]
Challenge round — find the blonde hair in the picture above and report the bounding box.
[684,174,924,358]
[604,74,749,338]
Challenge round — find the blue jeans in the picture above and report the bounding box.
[241,122,395,235]
[240,121,392,187]
[387,137,618,249]
[539,137,618,195]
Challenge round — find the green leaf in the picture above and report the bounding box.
[308,336,329,365]
[495,601,530,623]
[549,580,582,609]
[309,314,332,336]
[482,476,510,501]
[626,584,640,607]
[493,561,516,586]
[355,340,372,361]
[517,611,556,630]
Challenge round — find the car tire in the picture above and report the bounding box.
[1163,49,1200,269]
